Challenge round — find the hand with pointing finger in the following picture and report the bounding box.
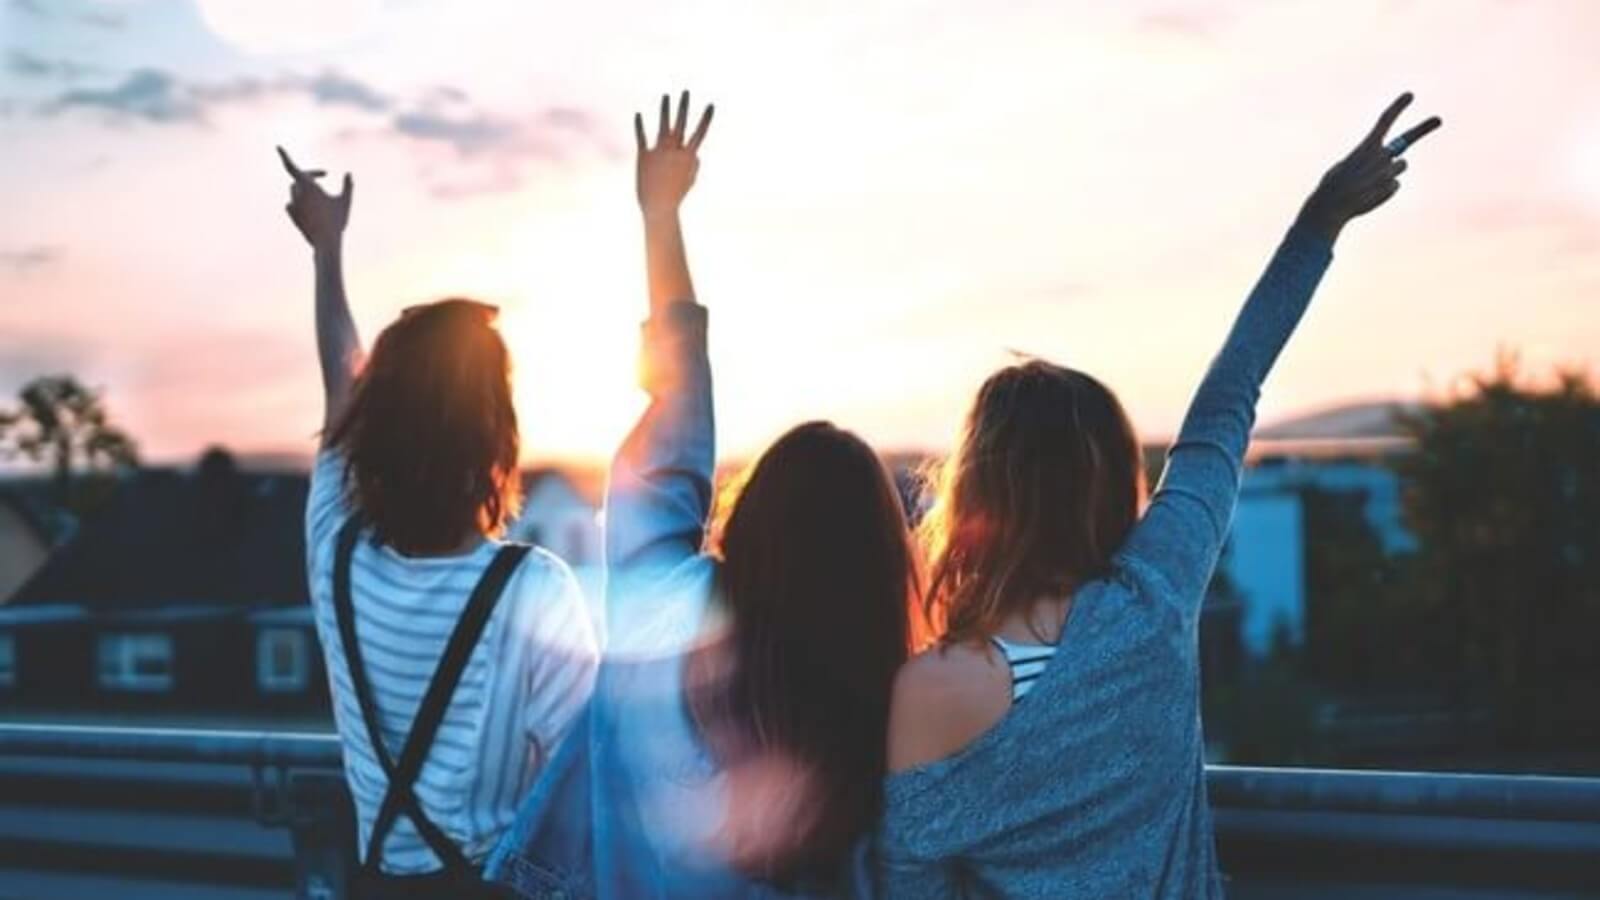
[635,91,714,221]
[277,145,353,252]
[1297,92,1442,242]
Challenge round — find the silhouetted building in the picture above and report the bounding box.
[1,449,323,719]
[1224,456,1414,657]
[0,450,608,722]
[0,483,71,603]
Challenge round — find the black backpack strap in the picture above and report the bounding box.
[333,517,531,874]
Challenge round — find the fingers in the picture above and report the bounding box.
[276,145,302,180]
[641,92,714,151]
[340,172,353,203]
[1347,156,1407,199]
[674,90,690,142]
[688,103,715,151]
[1365,91,1414,145]
[1387,115,1443,157]
[1355,179,1402,213]
[277,145,334,191]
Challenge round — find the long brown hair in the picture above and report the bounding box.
[687,421,918,887]
[326,298,521,556]
[921,359,1146,645]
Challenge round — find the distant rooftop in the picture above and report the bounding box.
[1256,400,1420,441]
[9,450,310,611]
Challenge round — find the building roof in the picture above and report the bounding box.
[1256,400,1421,441]
[0,480,76,547]
[10,449,310,610]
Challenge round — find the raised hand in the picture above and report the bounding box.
[1297,92,1442,241]
[277,145,353,251]
[635,91,714,220]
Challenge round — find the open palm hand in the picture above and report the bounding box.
[635,91,714,220]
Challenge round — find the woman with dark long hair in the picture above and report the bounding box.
[279,149,599,898]
[490,93,919,898]
[879,94,1442,897]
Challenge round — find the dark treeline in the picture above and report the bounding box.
[1211,355,1600,772]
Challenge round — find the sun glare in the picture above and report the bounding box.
[503,303,643,465]
[1572,115,1600,212]
[493,182,648,464]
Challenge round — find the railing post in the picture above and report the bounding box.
[285,771,356,900]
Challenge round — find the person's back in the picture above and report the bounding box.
[278,149,599,891]
[880,94,1442,897]
[882,559,1218,896]
[305,452,597,874]
[489,92,911,900]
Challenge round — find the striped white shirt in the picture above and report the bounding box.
[989,635,1058,702]
[305,451,599,874]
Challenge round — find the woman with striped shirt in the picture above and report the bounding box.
[278,147,599,897]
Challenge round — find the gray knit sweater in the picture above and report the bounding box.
[876,225,1335,899]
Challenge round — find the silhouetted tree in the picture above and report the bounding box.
[0,375,138,504]
[1300,486,1413,694]
[1393,353,1600,753]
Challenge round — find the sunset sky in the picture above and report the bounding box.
[2,0,1597,465]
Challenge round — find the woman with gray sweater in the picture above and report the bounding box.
[880,93,1442,898]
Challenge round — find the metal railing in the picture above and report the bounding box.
[2,723,1598,898]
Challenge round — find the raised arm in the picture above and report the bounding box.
[278,146,360,437]
[605,92,718,580]
[1119,93,1442,619]
[638,92,714,316]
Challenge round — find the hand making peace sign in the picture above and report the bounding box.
[1298,92,1443,241]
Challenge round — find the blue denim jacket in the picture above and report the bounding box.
[488,304,866,899]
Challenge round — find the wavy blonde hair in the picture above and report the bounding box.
[921,359,1147,645]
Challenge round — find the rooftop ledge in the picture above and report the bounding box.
[0,723,1597,898]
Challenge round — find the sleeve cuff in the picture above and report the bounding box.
[641,300,708,337]
[638,301,708,395]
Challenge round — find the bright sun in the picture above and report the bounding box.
[486,184,648,464]
[502,303,644,465]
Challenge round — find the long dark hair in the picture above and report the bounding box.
[326,298,520,556]
[921,359,1146,644]
[686,421,919,886]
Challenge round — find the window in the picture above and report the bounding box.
[97,633,174,692]
[0,633,15,688]
[257,628,309,693]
